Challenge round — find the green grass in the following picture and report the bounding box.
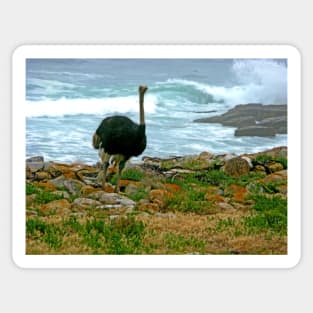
[261,180,286,194]
[104,217,145,254]
[207,170,236,186]
[164,175,213,214]
[194,170,266,189]
[26,183,64,204]
[215,217,236,231]
[244,194,287,234]
[251,194,287,212]
[128,188,149,202]
[27,215,146,254]
[254,155,288,169]
[110,167,146,185]
[166,193,212,215]
[63,216,84,233]
[121,167,146,181]
[26,218,64,249]
[164,233,206,254]
[26,183,40,195]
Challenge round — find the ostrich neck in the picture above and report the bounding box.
[139,93,145,125]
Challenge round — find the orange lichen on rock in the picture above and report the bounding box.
[224,184,249,203]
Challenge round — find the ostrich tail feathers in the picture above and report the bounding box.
[92,133,101,149]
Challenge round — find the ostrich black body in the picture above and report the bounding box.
[95,115,146,160]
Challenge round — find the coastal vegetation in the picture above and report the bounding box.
[26,147,288,255]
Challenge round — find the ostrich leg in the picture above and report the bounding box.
[99,150,110,188]
[114,158,126,193]
[102,161,110,187]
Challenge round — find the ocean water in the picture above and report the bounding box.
[26,58,288,164]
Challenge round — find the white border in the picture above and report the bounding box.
[12,45,301,268]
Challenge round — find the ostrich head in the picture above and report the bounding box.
[139,85,148,125]
[139,85,148,94]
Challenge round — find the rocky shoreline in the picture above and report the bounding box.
[26,146,288,254]
[26,146,287,217]
[194,103,287,137]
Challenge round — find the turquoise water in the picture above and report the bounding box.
[26,59,288,164]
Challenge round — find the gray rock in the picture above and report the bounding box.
[52,190,70,199]
[199,151,214,160]
[72,198,102,210]
[49,175,67,189]
[76,168,100,184]
[262,170,287,184]
[98,204,123,210]
[223,157,250,177]
[195,115,256,127]
[34,171,52,181]
[216,202,235,211]
[164,169,195,176]
[64,179,86,195]
[194,103,287,137]
[235,126,276,137]
[88,191,136,208]
[43,162,54,171]
[258,116,287,133]
[125,183,141,196]
[222,154,238,162]
[241,156,253,168]
[26,156,44,163]
[26,157,45,174]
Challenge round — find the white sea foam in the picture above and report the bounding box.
[26,95,157,118]
[166,59,287,105]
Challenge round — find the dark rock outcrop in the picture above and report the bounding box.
[235,126,276,137]
[194,103,287,137]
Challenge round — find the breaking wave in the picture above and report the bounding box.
[26,95,157,118]
[164,59,287,105]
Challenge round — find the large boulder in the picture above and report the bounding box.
[40,199,71,215]
[26,156,45,173]
[63,179,86,195]
[88,191,136,209]
[194,103,287,137]
[223,157,250,177]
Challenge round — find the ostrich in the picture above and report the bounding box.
[92,85,148,192]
